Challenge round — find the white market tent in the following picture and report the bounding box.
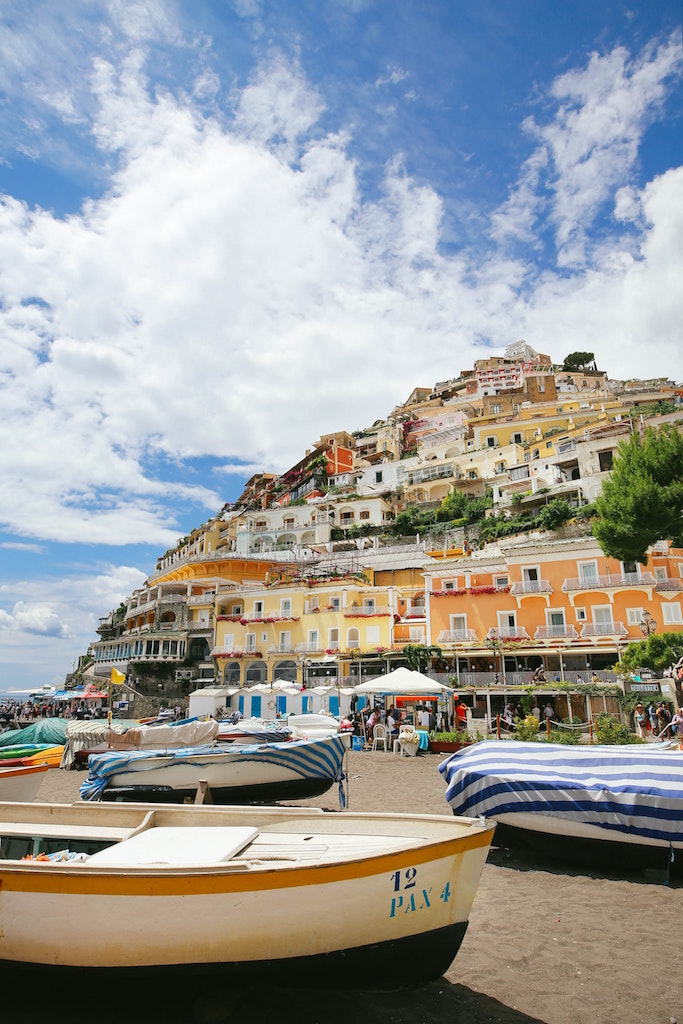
[353,667,453,696]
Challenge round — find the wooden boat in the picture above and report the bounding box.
[0,800,494,985]
[0,763,50,802]
[79,734,350,804]
[440,740,683,873]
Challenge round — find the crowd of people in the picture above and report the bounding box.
[0,697,107,730]
[634,699,682,739]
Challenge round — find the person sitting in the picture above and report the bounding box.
[365,708,380,741]
[385,708,398,744]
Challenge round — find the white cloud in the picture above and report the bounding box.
[0,37,681,558]
[0,564,147,687]
[493,32,683,265]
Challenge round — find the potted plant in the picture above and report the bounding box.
[429,730,473,754]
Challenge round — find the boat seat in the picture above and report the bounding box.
[84,826,258,866]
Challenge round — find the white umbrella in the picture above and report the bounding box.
[353,667,452,695]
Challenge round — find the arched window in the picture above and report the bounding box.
[347,627,360,650]
[224,661,241,685]
[245,660,267,684]
[273,659,297,683]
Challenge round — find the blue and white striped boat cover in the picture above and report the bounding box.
[439,741,683,844]
[80,735,348,802]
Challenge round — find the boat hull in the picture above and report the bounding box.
[0,922,468,987]
[0,763,49,802]
[491,811,682,873]
[100,774,338,803]
[0,802,493,982]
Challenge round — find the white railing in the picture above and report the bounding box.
[187,594,216,606]
[487,627,530,641]
[344,605,392,617]
[563,572,657,591]
[295,642,325,653]
[510,580,553,595]
[534,625,580,640]
[437,629,480,643]
[580,622,628,638]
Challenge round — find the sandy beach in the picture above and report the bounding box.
[23,751,683,1024]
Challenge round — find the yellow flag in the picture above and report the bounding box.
[111,668,126,685]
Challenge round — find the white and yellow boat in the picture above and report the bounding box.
[0,800,494,985]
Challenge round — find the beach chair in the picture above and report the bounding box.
[371,724,388,752]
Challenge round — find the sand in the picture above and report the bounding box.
[25,752,683,1024]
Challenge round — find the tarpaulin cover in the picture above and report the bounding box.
[440,740,683,843]
[0,719,69,747]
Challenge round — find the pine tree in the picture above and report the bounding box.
[593,424,683,563]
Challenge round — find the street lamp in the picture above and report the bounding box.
[639,610,657,638]
[485,633,506,685]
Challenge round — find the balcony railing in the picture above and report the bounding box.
[580,622,628,638]
[211,646,261,657]
[437,629,480,643]
[295,642,325,653]
[406,465,456,486]
[187,594,215,606]
[655,579,683,592]
[267,644,295,655]
[534,625,580,641]
[344,606,392,617]
[510,580,553,595]
[562,572,657,591]
[487,627,530,641]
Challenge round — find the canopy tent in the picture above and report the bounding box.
[353,668,453,696]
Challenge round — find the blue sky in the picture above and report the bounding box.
[1,1,682,691]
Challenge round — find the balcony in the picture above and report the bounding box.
[562,572,657,592]
[487,627,530,642]
[406,464,457,486]
[437,629,480,644]
[267,644,295,655]
[211,646,261,658]
[401,608,426,619]
[187,593,216,606]
[510,580,553,595]
[655,579,683,592]
[295,641,325,653]
[534,625,580,642]
[580,622,628,639]
[343,606,392,617]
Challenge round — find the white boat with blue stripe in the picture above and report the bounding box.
[79,734,349,804]
[440,741,683,872]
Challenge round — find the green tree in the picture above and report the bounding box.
[562,351,596,371]
[618,632,683,708]
[403,644,442,673]
[592,425,683,563]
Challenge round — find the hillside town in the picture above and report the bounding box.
[82,342,683,716]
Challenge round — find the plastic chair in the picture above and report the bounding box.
[371,724,388,752]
